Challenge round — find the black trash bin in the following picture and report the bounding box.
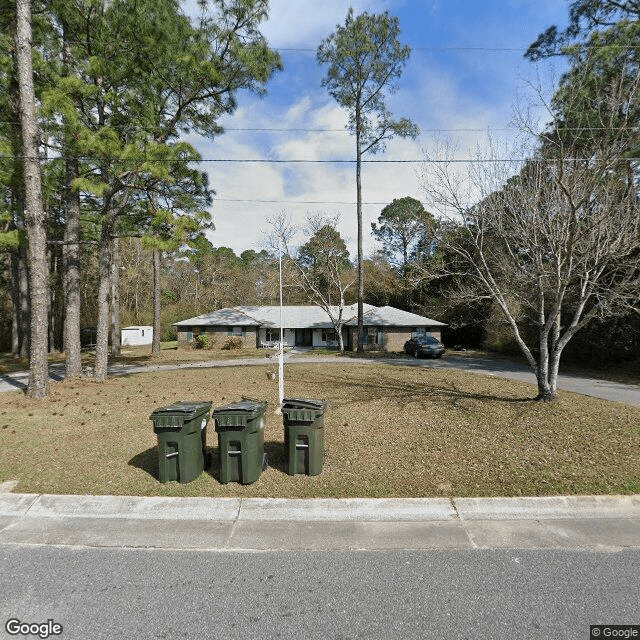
[282,398,325,476]
[214,400,268,484]
[150,401,212,483]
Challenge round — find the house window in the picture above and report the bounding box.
[322,329,338,344]
[265,328,279,342]
[184,327,193,341]
[228,326,246,337]
[377,328,384,345]
[362,327,369,344]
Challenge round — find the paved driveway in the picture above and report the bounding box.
[1,353,638,407]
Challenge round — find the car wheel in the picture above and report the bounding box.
[435,353,443,359]
[413,348,420,358]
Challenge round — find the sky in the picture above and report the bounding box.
[189,0,570,258]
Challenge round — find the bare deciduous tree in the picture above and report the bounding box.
[422,123,640,400]
[266,212,356,352]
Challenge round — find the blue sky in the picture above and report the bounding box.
[192,0,569,257]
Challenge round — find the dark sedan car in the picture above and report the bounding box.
[403,335,445,359]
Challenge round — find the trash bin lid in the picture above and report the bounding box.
[282,398,325,411]
[213,400,267,417]
[150,401,212,421]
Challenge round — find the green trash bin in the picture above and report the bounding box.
[282,398,325,476]
[214,400,268,484]
[150,401,212,484]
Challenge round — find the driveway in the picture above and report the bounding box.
[1,352,639,408]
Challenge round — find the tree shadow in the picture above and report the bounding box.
[0,375,27,391]
[305,369,537,408]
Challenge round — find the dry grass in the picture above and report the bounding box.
[113,342,268,366]
[0,363,638,498]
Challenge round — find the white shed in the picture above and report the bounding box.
[121,326,153,346]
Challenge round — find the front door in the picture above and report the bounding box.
[295,328,313,347]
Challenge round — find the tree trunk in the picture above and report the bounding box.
[48,244,58,352]
[63,157,83,378]
[12,210,31,358]
[355,133,364,354]
[94,223,113,381]
[534,371,556,402]
[9,76,25,358]
[16,0,50,398]
[337,323,345,353]
[11,250,22,356]
[152,245,162,356]
[61,17,83,376]
[18,243,30,358]
[110,237,121,357]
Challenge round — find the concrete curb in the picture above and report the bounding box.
[454,495,640,520]
[1,493,639,522]
[237,498,457,521]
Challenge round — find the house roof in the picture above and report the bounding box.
[173,308,262,327]
[237,304,377,328]
[173,304,445,329]
[350,306,446,327]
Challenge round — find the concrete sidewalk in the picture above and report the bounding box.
[1,493,638,551]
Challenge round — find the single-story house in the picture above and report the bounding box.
[173,304,445,352]
[121,326,153,346]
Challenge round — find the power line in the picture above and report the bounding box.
[3,120,636,135]
[273,45,640,53]
[1,123,515,132]
[223,127,517,133]
[200,158,426,163]
[213,198,389,205]
[4,154,640,163]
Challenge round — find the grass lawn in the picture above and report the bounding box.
[112,342,269,366]
[0,363,638,498]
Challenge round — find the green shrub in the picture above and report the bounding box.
[222,336,243,350]
[194,334,211,350]
[163,327,177,342]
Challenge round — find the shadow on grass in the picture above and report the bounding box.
[130,445,222,482]
[204,441,287,482]
[130,444,285,483]
[129,446,159,481]
[264,440,287,473]
[111,354,166,367]
[308,369,537,406]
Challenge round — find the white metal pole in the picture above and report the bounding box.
[278,244,285,410]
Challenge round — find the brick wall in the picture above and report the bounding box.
[347,327,443,352]
[176,326,258,348]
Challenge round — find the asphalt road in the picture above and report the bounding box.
[1,545,638,640]
[1,352,639,407]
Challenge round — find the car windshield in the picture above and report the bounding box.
[415,336,439,345]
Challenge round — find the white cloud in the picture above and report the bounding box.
[261,0,397,48]
[185,0,567,258]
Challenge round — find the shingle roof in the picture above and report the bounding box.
[348,305,446,327]
[173,308,261,327]
[173,304,445,329]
